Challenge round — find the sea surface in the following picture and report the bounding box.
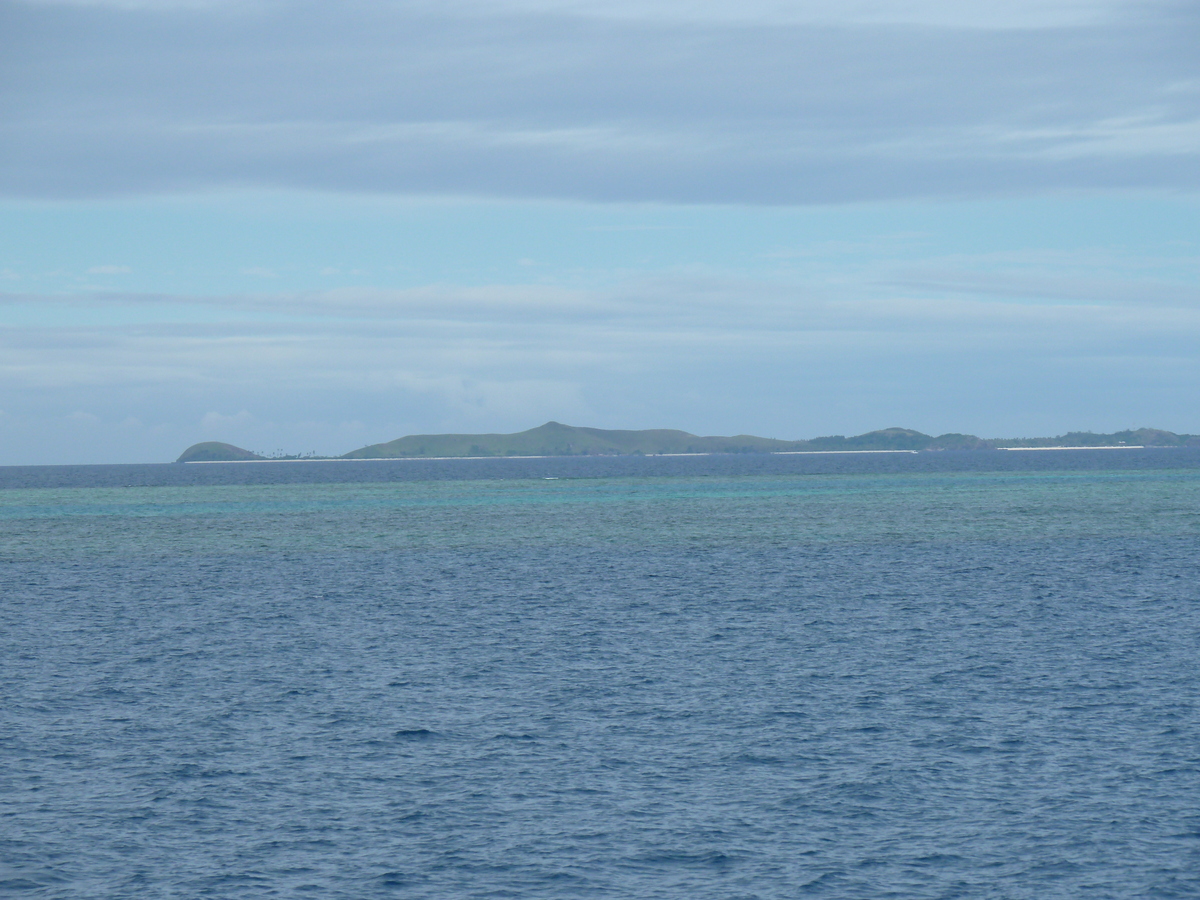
[2,450,1199,899]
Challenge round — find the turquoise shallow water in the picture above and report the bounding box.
[2,452,1199,897]
[5,467,1199,556]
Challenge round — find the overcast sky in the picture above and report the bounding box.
[1,0,1197,463]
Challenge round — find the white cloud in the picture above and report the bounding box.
[3,273,1199,393]
[13,0,251,9]
[86,264,132,274]
[493,0,1135,27]
[1,0,1195,203]
[3,267,1200,463]
[201,409,255,431]
[9,0,1134,25]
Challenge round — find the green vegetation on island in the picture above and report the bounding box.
[338,422,1200,458]
[176,441,266,462]
[986,428,1199,449]
[177,424,1200,462]
[341,421,808,458]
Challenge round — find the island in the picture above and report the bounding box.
[343,421,812,458]
[176,441,266,462]
[176,423,1200,462]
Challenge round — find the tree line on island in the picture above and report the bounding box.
[176,421,1200,462]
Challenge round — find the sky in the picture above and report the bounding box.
[1,0,1198,463]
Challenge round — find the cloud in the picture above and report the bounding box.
[885,268,1200,309]
[86,264,132,274]
[3,271,1199,393]
[506,0,1135,27]
[0,284,607,321]
[8,0,1144,28]
[1,0,1196,203]
[201,408,254,431]
[3,267,1200,462]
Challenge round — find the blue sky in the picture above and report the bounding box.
[1,0,1197,463]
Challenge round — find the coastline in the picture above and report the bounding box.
[997,445,1144,451]
[181,445,1152,463]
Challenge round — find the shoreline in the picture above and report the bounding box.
[997,445,1144,451]
[183,445,1151,463]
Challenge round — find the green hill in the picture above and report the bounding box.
[990,428,1200,448]
[341,421,808,458]
[803,427,938,451]
[177,424,1200,462]
[342,423,1200,458]
[176,441,264,462]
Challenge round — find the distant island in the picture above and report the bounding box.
[176,422,1200,462]
[175,441,267,462]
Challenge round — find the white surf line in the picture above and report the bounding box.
[184,448,929,463]
[182,445,1163,463]
[185,454,583,463]
[771,450,919,455]
[997,445,1144,451]
[185,456,541,463]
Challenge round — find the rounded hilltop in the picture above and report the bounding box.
[176,442,264,463]
[175,425,1200,461]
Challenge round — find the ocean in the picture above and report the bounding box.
[3,450,1199,898]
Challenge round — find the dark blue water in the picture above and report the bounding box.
[3,451,1199,898]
